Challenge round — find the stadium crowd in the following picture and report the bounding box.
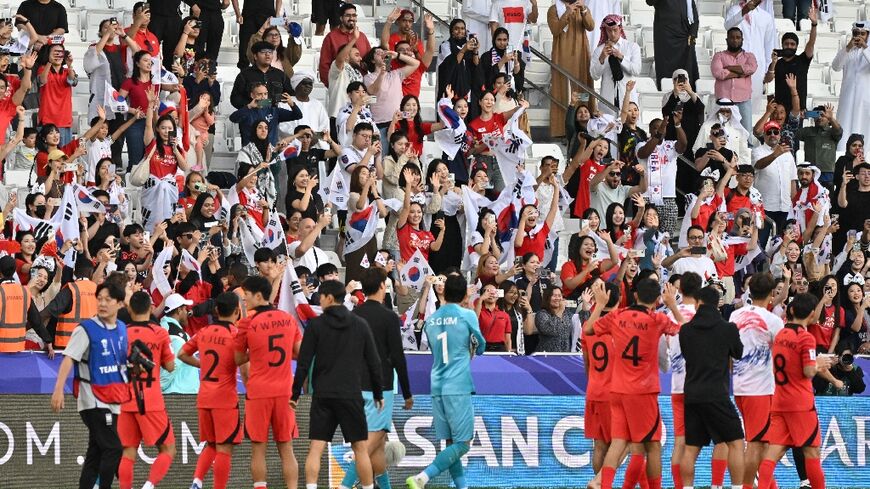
[0,0,868,487]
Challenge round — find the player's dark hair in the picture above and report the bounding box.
[129,291,152,315]
[254,247,277,264]
[786,292,819,321]
[444,275,468,303]
[679,272,702,300]
[214,292,240,317]
[315,263,339,278]
[749,272,776,301]
[697,286,721,308]
[604,281,621,308]
[242,276,272,301]
[96,282,126,302]
[360,267,387,296]
[319,280,346,302]
[75,257,95,279]
[634,277,661,305]
[228,261,248,285]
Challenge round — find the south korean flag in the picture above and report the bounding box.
[399,249,433,292]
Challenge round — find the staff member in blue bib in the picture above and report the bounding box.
[51,282,130,489]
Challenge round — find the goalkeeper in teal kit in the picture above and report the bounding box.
[407,275,486,489]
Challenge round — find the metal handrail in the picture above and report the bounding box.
[525,78,568,111]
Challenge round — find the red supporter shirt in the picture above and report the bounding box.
[478,306,512,344]
[468,113,507,147]
[515,222,549,261]
[183,280,213,335]
[807,305,845,350]
[574,159,605,217]
[402,121,434,155]
[35,139,80,177]
[724,188,766,220]
[178,195,196,212]
[122,26,160,71]
[0,76,21,145]
[234,306,303,399]
[581,329,612,401]
[691,194,723,229]
[145,140,178,179]
[771,325,818,412]
[181,321,239,409]
[319,29,372,86]
[402,62,428,97]
[593,306,679,394]
[122,321,174,412]
[37,66,73,127]
[398,223,435,262]
[714,241,748,278]
[121,78,157,112]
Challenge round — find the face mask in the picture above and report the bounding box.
[35,205,46,218]
[780,48,797,58]
[677,91,690,103]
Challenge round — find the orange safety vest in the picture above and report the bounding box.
[234,287,248,319]
[0,282,30,353]
[56,280,98,348]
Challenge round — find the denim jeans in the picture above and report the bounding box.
[58,127,72,147]
[125,119,146,172]
[782,0,812,26]
[734,99,753,136]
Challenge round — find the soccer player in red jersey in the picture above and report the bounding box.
[585,278,685,489]
[234,275,304,489]
[118,291,176,489]
[178,293,245,489]
[756,293,834,489]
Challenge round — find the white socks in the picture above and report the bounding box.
[306,484,317,489]
[417,472,430,484]
[142,483,154,489]
[362,485,374,489]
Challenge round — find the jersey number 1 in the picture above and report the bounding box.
[437,332,449,363]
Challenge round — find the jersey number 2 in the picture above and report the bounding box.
[202,350,220,382]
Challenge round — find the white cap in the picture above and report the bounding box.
[164,293,193,314]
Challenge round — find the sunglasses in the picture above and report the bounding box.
[711,130,725,138]
[182,233,194,239]
[609,172,621,177]
[766,129,780,135]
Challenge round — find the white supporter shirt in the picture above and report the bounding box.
[488,0,533,50]
[339,145,368,181]
[327,61,363,116]
[278,97,330,138]
[665,303,697,394]
[752,144,798,213]
[335,102,375,148]
[86,137,114,184]
[288,241,331,274]
[670,255,717,280]
[638,140,678,201]
[729,304,784,396]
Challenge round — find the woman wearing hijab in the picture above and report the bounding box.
[479,27,526,93]
[436,19,485,120]
[547,0,594,137]
[235,120,279,208]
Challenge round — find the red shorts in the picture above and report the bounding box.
[199,407,243,445]
[118,410,175,447]
[584,399,612,442]
[610,393,662,443]
[768,410,821,448]
[244,396,298,443]
[671,393,685,437]
[735,395,772,443]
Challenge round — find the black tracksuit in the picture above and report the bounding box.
[679,304,745,446]
[291,304,383,401]
[148,0,184,70]
[353,299,412,399]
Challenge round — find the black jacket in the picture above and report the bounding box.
[291,305,383,402]
[230,66,293,109]
[353,299,412,399]
[679,304,743,403]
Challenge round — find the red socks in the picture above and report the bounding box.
[638,459,650,489]
[622,454,646,489]
[805,457,825,489]
[601,466,616,489]
[646,475,661,489]
[148,452,173,486]
[213,452,232,489]
[194,444,217,480]
[119,456,134,489]
[671,464,683,489]
[757,459,776,489]
[712,458,727,486]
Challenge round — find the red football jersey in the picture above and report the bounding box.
[581,330,612,402]
[593,306,679,394]
[771,325,818,412]
[182,321,239,409]
[123,321,174,412]
[234,307,303,399]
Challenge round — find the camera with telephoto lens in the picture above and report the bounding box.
[129,339,155,371]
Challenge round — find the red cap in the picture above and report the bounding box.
[763,120,781,132]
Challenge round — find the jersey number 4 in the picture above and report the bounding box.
[621,335,641,367]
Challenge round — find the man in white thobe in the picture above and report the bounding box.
[832,21,870,152]
[590,14,641,115]
[585,0,622,48]
[724,0,775,111]
[463,0,493,55]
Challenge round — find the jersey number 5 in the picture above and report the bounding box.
[268,334,287,367]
